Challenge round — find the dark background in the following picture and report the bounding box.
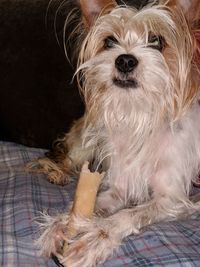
[0,0,149,149]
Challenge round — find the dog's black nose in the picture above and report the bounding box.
[115,54,138,73]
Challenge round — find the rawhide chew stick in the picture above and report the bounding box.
[63,161,104,254]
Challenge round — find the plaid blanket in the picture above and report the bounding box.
[0,141,200,267]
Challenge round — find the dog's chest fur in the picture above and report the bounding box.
[93,99,200,202]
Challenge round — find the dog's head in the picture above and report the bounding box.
[76,0,199,125]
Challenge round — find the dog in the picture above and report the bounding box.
[32,0,200,266]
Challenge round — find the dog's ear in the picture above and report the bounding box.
[79,0,117,28]
[167,0,200,23]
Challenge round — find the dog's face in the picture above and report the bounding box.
[77,0,199,124]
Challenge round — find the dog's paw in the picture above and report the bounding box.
[26,158,69,185]
[61,216,121,267]
[36,212,71,257]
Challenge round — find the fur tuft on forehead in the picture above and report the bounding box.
[79,4,193,61]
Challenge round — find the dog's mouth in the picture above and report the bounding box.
[113,78,138,89]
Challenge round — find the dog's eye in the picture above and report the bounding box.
[148,34,166,52]
[104,36,118,49]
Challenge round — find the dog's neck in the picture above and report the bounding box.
[84,100,165,159]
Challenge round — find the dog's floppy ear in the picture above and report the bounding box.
[79,0,117,28]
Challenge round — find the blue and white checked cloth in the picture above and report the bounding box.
[0,141,200,267]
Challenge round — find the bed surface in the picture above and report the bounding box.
[0,141,200,267]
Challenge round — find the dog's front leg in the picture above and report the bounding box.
[62,180,200,267]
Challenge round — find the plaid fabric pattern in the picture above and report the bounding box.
[0,141,200,267]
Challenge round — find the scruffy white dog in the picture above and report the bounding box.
[32,0,200,266]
